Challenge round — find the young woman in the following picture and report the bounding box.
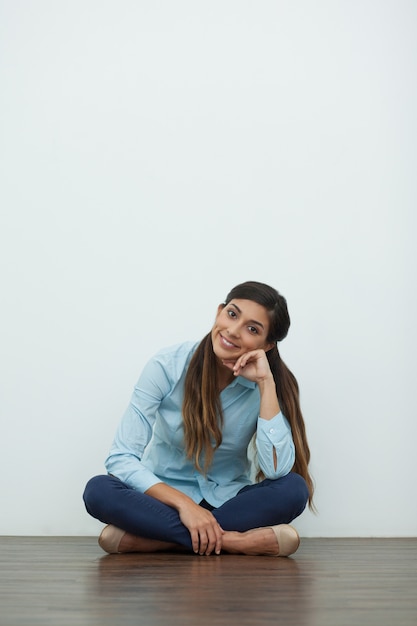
[83,281,313,557]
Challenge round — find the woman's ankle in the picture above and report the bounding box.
[221,528,279,556]
[118,532,181,553]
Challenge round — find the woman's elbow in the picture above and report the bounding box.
[273,443,295,478]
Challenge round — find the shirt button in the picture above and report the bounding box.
[269,428,275,434]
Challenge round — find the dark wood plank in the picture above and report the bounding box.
[0,537,416,626]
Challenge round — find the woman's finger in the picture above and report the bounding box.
[207,522,224,556]
[190,529,200,554]
[204,527,218,556]
[198,530,209,555]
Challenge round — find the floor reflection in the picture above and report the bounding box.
[84,551,315,625]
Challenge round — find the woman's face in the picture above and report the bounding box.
[211,298,274,362]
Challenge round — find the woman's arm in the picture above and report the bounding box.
[105,355,172,492]
[145,482,224,555]
[224,349,295,477]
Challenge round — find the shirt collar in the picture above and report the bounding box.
[228,376,257,390]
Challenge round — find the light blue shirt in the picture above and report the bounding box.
[105,341,295,508]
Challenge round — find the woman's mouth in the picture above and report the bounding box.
[219,334,238,349]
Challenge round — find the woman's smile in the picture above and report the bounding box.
[219,333,239,349]
[211,298,273,362]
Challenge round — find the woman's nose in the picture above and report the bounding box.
[227,325,240,338]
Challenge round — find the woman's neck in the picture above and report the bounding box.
[216,362,235,392]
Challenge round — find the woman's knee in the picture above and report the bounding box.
[83,474,113,513]
[267,472,309,517]
[285,472,309,516]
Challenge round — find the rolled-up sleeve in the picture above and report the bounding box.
[256,412,295,478]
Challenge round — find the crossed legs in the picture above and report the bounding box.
[83,473,308,556]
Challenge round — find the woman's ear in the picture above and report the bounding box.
[265,342,275,353]
[216,303,225,315]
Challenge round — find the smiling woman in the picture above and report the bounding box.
[214,300,274,357]
[83,281,313,558]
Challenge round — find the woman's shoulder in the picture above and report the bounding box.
[147,341,199,383]
[153,340,199,361]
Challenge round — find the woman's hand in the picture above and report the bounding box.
[145,483,224,555]
[178,501,224,555]
[223,350,280,423]
[222,349,273,384]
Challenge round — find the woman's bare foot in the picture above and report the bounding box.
[221,527,279,555]
[98,525,181,554]
[221,525,299,557]
[99,523,299,557]
[119,532,179,553]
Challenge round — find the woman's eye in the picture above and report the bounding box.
[248,326,258,334]
[227,309,236,318]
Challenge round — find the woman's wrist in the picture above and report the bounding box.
[257,373,275,388]
[258,376,280,419]
[146,482,195,512]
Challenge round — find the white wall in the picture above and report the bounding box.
[1,0,416,537]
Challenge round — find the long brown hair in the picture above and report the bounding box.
[182,281,314,508]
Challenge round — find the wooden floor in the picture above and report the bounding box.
[0,537,416,626]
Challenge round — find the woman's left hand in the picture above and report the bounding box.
[222,349,273,384]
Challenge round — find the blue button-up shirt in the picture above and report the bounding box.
[105,341,295,508]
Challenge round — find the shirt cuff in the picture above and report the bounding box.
[257,411,291,444]
[256,411,295,478]
[127,468,163,493]
[105,457,163,493]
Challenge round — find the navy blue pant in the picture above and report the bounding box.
[83,473,309,551]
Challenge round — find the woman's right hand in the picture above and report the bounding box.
[145,482,224,555]
[178,501,224,555]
